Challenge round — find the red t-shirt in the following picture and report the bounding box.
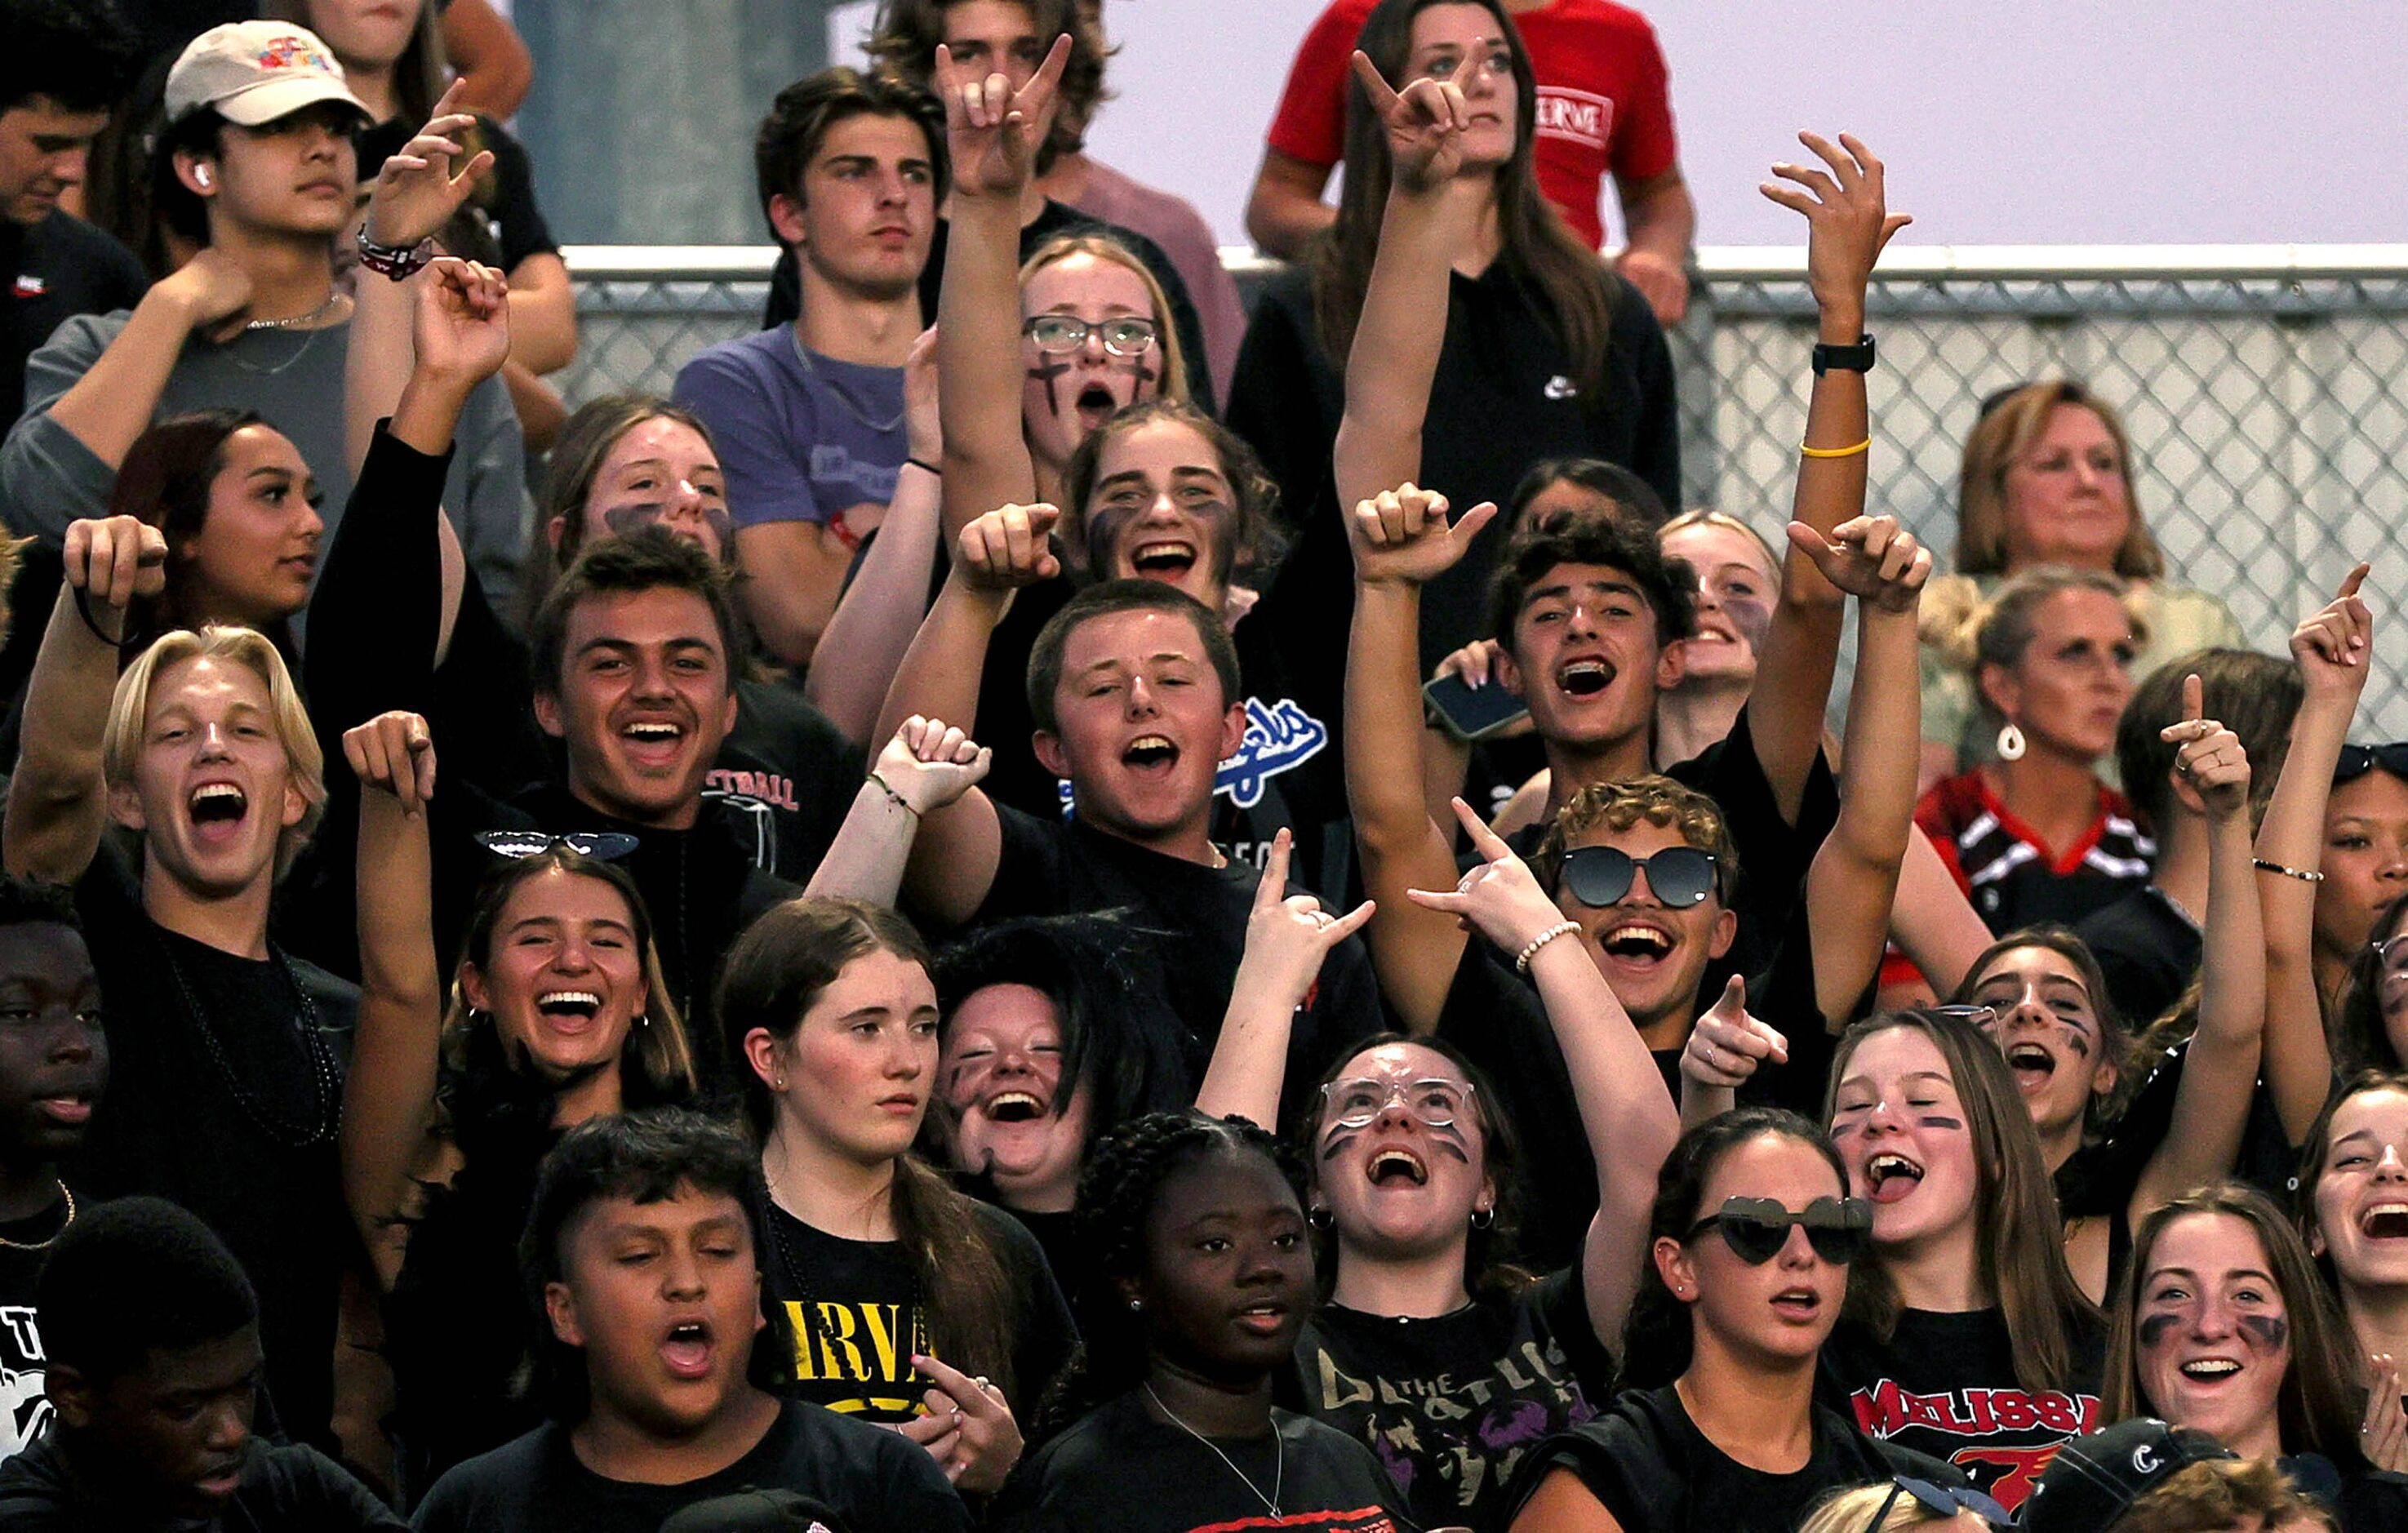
[1262,0,1679,250]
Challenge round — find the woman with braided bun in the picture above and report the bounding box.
[993,1110,1411,1533]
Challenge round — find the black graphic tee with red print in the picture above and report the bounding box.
[1819,1307,2106,1512]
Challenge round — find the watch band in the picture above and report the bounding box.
[1811,332,1877,375]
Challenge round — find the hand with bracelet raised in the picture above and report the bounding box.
[60,515,166,648]
[361,79,497,273]
[1406,797,1580,970]
[869,715,991,819]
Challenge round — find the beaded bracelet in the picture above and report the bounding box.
[2251,857,2324,883]
[1516,920,1582,973]
[868,771,919,819]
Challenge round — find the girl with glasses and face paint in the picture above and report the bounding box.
[1815,1012,2106,1513]
[2105,1181,2408,1528]
[340,708,702,1493]
[1504,1109,1981,1533]
[1195,817,1676,1531]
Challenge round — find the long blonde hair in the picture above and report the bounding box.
[100,626,325,878]
[1957,380,2164,580]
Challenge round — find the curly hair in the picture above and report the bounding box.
[1038,1110,1304,1439]
[1488,505,1698,655]
[1617,1107,1848,1389]
[1532,774,1739,904]
[863,0,1107,172]
[2102,1458,2330,1533]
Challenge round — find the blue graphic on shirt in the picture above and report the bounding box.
[1054,695,1329,817]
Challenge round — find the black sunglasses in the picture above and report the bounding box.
[1862,1474,2011,1531]
[2335,742,2408,786]
[475,829,640,862]
[1686,1195,1873,1266]
[1558,845,1718,908]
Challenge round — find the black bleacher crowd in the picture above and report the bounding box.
[0,2,2396,1531]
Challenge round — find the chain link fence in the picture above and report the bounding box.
[559,246,2408,735]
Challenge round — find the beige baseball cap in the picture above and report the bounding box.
[165,22,371,128]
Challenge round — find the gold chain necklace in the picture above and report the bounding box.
[0,1181,75,1250]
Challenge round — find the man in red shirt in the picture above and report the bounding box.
[1246,0,1695,321]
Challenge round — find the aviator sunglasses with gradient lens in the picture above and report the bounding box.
[1558,845,1718,909]
[1686,1195,1873,1265]
[1022,314,1158,357]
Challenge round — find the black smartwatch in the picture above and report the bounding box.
[1811,333,1877,375]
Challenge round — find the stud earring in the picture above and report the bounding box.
[1997,720,2027,762]
[773,1075,787,1091]
[1129,1299,1144,1312]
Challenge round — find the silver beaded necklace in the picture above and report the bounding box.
[1142,1382,1283,1518]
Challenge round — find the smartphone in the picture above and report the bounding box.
[1422,673,1530,742]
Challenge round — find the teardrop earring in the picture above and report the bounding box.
[1997,720,2027,762]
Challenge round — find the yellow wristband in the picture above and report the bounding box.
[1799,438,1873,460]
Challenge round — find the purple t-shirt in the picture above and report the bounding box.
[672,326,905,529]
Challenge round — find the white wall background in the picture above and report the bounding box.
[842,0,2406,251]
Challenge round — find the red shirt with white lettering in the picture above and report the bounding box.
[1262,0,1679,249]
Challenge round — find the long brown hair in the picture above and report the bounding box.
[1824,1011,2101,1395]
[1952,926,2139,1140]
[2291,1069,2408,1291]
[2104,1181,2368,1467]
[1310,0,1614,398]
[518,396,726,631]
[715,898,1018,1397]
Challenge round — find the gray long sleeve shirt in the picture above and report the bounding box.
[0,309,531,616]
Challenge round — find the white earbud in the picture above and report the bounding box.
[193,166,211,189]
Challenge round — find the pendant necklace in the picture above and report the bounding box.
[1143,1381,1283,1518]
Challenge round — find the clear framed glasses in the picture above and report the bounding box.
[1022,313,1158,357]
[1321,1076,1473,1129]
[2373,932,2408,980]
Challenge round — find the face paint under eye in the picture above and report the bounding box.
[1422,1121,1473,1165]
[2139,1311,2183,1349]
[1029,359,1072,413]
[2237,1313,2289,1351]
[1917,1114,1964,1131]
[1115,353,1159,391]
[1319,1125,1363,1162]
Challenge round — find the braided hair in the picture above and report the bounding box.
[1037,1110,1304,1440]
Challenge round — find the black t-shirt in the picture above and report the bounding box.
[68,851,358,1452]
[1818,1307,2106,1513]
[0,1432,403,1531]
[1507,1385,1953,1533]
[759,1199,1077,1427]
[709,679,866,883]
[0,1198,70,1462]
[968,809,1386,1124]
[1295,1269,1612,1531]
[992,1391,1415,1533]
[409,1401,973,1533]
[356,113,558,273]
[1228,261,1678,725]
[2072,885,2199,1031]
[0,212,148,428]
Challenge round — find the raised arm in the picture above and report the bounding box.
[340,711,444,1290]
[1886,827,1994,997]
[1196,831,1375,1129]
[1744,132,1913,820]
[2,518,164,882]
[805,328,945,744]
[1345,486,1498,1030]
[2259,566,2374,1139]
[1411,800,1678,1349]
[883,505,1061,926]
[931,35,1068,539]
[1329,51,1483,514]
[2132,681,2264,1223]
[803,716,990,909]
[1793,514,1933,1020]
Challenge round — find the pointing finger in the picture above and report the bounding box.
[1255,829,1293,911]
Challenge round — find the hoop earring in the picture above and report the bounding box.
[1307,1206,1332,1230]
[1128,1299,1144,1312]
[1996,721,2028,762]
[1470,1206,1495,1231]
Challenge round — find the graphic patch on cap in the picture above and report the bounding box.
[255,34,338,74]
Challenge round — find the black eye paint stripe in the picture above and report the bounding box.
[1424,1122,1473,1165]
[2238,1313,2288,1351]
[2139,1312,2183,1348]
[1319,1126,1364,1162]
[1917,1116,1963,1131]
[1029,359,1072,414]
